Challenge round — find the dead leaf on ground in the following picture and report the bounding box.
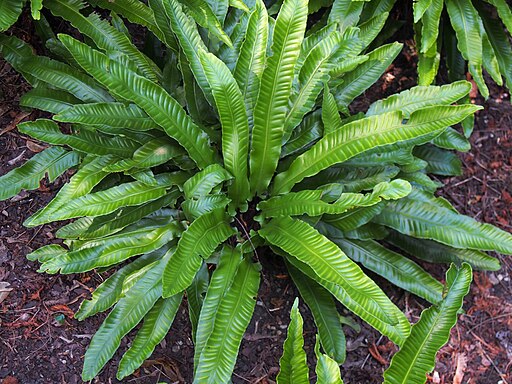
[453,353,467,384]
[0,111,31,136]
[0,281,13,304]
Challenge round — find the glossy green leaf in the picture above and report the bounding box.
[383,263,472,384]
[18,119,139,157]
[375,192,512,254]
[287,263,346,363]
[20,87,82,114]
[249,0,308,194]
[0,0,24,31]
[194,257,260,383]
[38,220,180,273]
[413,145,462,176]
[333,239,444,304]
[184,164,233,199]
[54,102,158,131]
[260,216,411,345]
[162,209,236,297]
[45,0,161,82]
[117,294,182,379]
[25,155,117,227]
[272,105,480,194]
[59,34,217,168]
[199,50,250,205]
[193,246,242,370]
[0,147,79,201]
[387,230,501,271]
[81,253,170,381]
[276,298,309,384]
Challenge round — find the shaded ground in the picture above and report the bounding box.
[1,17,511,384]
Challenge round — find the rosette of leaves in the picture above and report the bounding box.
[0,0,44,31]
[1,0,511,382]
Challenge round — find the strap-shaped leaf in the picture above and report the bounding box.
[54,102,157,131]
[183,194,231,220]
[276,298,309,384]
[178,0,232,47]
[117,294,182,379]
[17,55,113,102]
[57,193,180,240]
[287,262,346,364]
[272,105,480,194]
[315,337,344,384]
[445,0,488,98]
[199,50,250,205]
[18,119,139,157]
[333,239,443,304]
[281,108,322,158]
[260,216,411,345]
[45,0,161,82]
[477,2,512,91]
[413,144,462,176]
[357,12,389,49]
[81,253,170,381]
[375,193,512,254]
[193,246,242,370]
[148,0,179,51]
[88,0,167,44]
[20,87,82,114]
[383,263,472,384]
[59,34,217,168]
[387,230,501,271]
[249,0,308,194]
[259,180,410,218]
[184,164,233,199]
[431,127,471,152]
[322,85,342,135]
[328,0,364,33]
[38,221,180,273]
[418,0,443,53]
[333,43,402,110]
[0,0,24,31]
[25,155,117,227]
[26,244,67,263]
[186,262,209,343]
[367,80,471,118]
[233,0,268,111]
[42,178,171,222]
[194,257,260,383]
[163,0,212,98]
[75,250,166,320]
[0,147,79,201]
[162,208,236,297]
[0,34,41,85]
[283,31,343,139]
[323,203,386,232]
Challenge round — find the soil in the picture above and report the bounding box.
[1,11,511,384]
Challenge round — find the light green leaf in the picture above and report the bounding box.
[383,264,473,384]
[20,87,82,114]
[117,294,182,379]
[194,257,260,383]
[54,102,158,131]
[249,0,308,194]
[199,50,250,205]
[162,209,236,297]
[0,147,79,201]
[276,298,309,384]
[186,262,209,343]
[18,119,139,157]
[272,105,480,194]
[81,253,170,381]
[375,192,512,254]
[260,216,411,345]
[184,164,233,199]
[59,34,217,168]
[287,263,346,363]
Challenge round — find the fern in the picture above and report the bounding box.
[1,0,511,382]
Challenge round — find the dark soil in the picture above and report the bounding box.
[1,13,511,384]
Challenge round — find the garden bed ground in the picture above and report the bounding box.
[1,19,511,384]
